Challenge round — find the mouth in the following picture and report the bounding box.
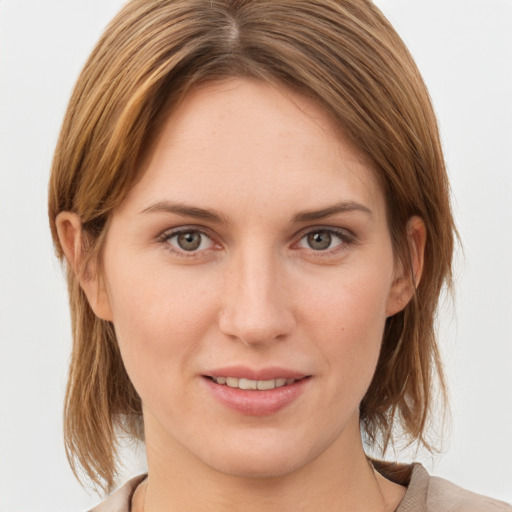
[207,376,307,390]
[203,372,311,415]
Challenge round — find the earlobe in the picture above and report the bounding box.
[55,212,114,321]
[386,216,426,317]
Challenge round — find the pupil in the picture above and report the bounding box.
[308,231,332,250]
[178,232,201,251]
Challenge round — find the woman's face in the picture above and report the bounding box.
[88,79,414,478]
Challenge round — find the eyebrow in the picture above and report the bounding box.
[291,201,373,223]
[140,201,229,224]
[140,200,372,224]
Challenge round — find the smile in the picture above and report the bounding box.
[204,374,311,415]
[210,376,300,390]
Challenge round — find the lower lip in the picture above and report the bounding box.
[203,377,310,416]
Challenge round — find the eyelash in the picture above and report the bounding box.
[156,227,217,258]
[294,227,355,257]
[156,226,355,258]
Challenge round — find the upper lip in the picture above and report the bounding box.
[205,366,309,381]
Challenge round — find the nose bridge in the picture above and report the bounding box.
[219,242,294,345]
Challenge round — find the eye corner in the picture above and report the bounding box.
[156,226,220,258]
[291,226,357,259]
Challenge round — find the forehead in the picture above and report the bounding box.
[118,78,386,221]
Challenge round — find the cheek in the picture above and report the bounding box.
[298,264,393,385]
[103,254,220,383]
[302,263,392,334]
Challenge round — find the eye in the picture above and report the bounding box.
[164,229,215,253]
[297,229,348,251]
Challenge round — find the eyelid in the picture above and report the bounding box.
[157,225,209,241]
[155,224,356,257]
[294,225,355,242]
[292,226,356,253]
[156,225,220,257]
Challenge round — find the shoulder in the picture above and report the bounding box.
[401,463,512,512]
[88,474,146,512]
[427,473,511,512]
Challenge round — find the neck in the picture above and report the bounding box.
[136,415,405,512]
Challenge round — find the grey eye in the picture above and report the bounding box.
[306,231,333,250]
[166,230,214,252]
[177,231,202,251]
[297,229,346,252]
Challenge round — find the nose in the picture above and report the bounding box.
[218,247,295,347]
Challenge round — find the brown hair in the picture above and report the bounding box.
[48,0,455,492]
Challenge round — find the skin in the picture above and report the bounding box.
[57,79,425,511]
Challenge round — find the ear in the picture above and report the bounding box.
[55,212,114,321]
[386,216,426,317]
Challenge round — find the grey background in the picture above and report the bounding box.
[1,0,511,510]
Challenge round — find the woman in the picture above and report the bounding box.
[47,1,510,510]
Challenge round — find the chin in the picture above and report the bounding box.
[195,429,327,480]
[206,451,307,480]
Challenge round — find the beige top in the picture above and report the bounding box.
[89,463,511,512]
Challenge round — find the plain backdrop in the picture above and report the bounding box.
[0,0,511,510]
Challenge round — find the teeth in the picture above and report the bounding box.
[226,377,238,388]
[212,376,298,390]
[257,379,275,390]
[239,378,257,390]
